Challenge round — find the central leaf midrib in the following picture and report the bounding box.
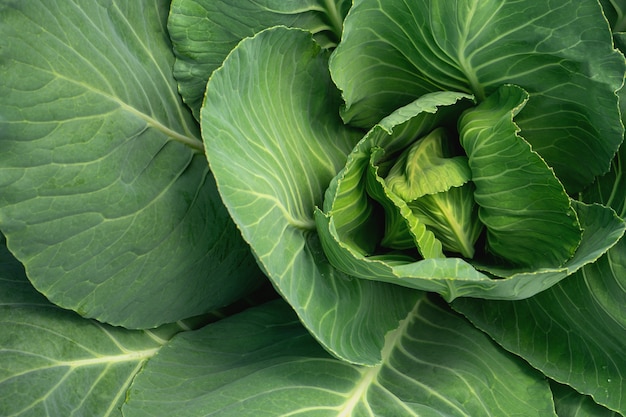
[50,69,204,152]
[57,347,160,368]
[336,301,418,416]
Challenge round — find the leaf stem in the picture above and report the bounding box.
[118,101,205,153]
[324,0,344,41]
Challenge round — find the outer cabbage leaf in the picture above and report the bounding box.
[0,0,263,328]
[0,234,165,417]
[123,296,558,417]
[330,0,625,192]
[168,0,352,118]
[201,26,420,366]
[454,238,626,414]
[583,138,625,219]
[0,231,275,417]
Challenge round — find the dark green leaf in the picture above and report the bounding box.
[0,234,166,416]
[168,0,352,118]
[201,26,420,365]
[330,0,625,192]
[458,84,581,269]
[551,381,621,417]
[0,0,262,328]
[124,296,558,417]
[454,236,626,414]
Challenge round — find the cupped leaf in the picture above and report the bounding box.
[168,0,352,118]
[316,88,623,301]
[380,128,481,257]
[0,1,263,328]
[458,84,581,269]
[123,296,558,417]
[364,149,446,257]
[318,199,624,301]
[330,0,625,192]
[453,235,626,415]
[406,185,482,259]
[385,128,471,202]
[201,26,420,365]
[321,91,474,261]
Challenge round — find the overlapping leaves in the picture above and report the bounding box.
[200,16,624,367]
[123,296,558,417]
[0,233,164,416]
[330,0,625,192]
[168,0,352,118]
[0,0,262,328]
[453,145,626,414]
[201,27,420,365]
[1,0,625,416]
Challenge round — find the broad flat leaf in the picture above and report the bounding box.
[168,0,352,118]
[329,0,625,192]
[453,236,626,415]
[123,296,558,417]
[201,26,420,366]
[0,233,167,417]
[0,231,275,417]
[551,381,621,417]
[0,1,262,328]
[458,84,581,269]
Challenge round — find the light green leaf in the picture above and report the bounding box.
[453,236,626,414]
[330,0,625,192]
[0,1,263,328]
[201,26,420,365]
[385,128,471,202]
[321,92,474,260]
[407,185,482,259]
[364,150,446,257]
[458,84,581,269]
[123,296,558,417]
[168,0,352,118]
[316,88,624,301]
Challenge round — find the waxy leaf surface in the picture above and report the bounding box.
[168,0,351,118]
[201,27,422,365]
[124,297,558,417]
[0,1,263,328]
[0,234,165,416]
[454,237,626,414]
[454,144,626,414]
[330,0,625,192]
